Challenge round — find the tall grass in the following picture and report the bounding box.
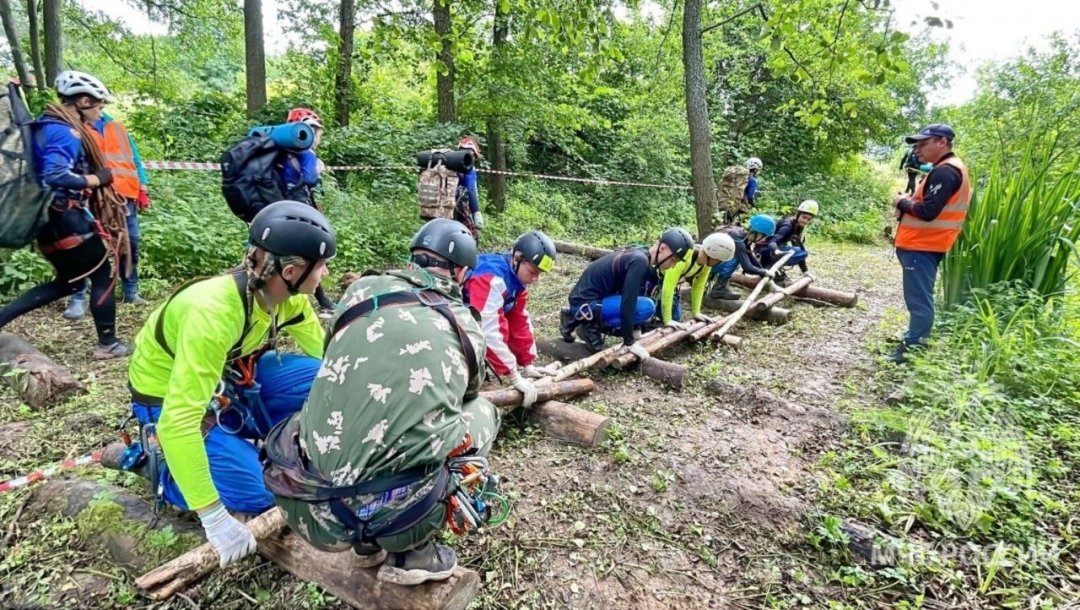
[941,137,1080,307]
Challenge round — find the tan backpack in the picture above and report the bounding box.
[418,151,459,221]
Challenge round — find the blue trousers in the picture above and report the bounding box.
[760,245,808,268]
[896,248,943,345]
[710,257,740,283]
[74,201,140,300]
[132,352,321,514]
[576,296,655,331]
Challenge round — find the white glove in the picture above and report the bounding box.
[693,313,714,324]
[665,319,689,331]
[510,372,538,408]
[524,363,561,378]
[773,248,783,257]
[767,280,783,293]
[628,343,651,362]
[472,210,485,230]
[201,503,257,568]
[764,269,776,279]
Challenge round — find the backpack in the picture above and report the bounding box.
[715,165,751,225]
[0,81,52,248]
[220,134,286,223]
[417,150,459,221]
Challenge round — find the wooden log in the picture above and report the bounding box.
[722,334,742,349]
[546,328,663,383]
[552,240,612,260]
[639,358,687,390]
[752,275,815,312]
[529,401,610,447]
[699,252,793,343]
[729,273,858,307]
[483,378,595,411]
[702,295,791,324]
[0,332,83,408]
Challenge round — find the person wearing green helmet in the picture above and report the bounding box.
[267,218,501,587]
[707,214,777,300]
[760,199,818,285]
[125,200,336,568]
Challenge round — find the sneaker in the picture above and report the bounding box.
[318,306,336,320]
[709,282,740,300]
[63,298,86,320]
[121,293,149,306]
[93,340,134,360]
[354,547,388,569]
[576,322,605,353]
[559,307,578,343]
[377,542,456,586]
[775,272,792,288]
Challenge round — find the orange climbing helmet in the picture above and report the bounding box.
[287,108,324,130]
[458,136,481,157]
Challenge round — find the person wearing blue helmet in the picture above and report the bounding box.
[708,214,777,300]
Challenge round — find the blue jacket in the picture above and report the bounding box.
[278,149,320,202]
[32,115,90,201]
[456,167,479,214]
[466,253,524,312]
[745,175,758,206]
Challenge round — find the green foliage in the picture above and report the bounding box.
[940,137,1080,307]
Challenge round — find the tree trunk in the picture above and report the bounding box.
[682,0,717,238]
[333,0,356,127]
[433,0,455,123]
[26,0,45,89]
[485,0,509,211]
[42,0,60,85]
[243,0,267,117]
[1,0,30,86]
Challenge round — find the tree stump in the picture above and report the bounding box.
[0,332,83,407]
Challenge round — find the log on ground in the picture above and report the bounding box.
[0,332,84,408]
[729,274,857,307]
[483,379,595,411]
[527,400,610,447]
[640,358,688,390]
[701,295,791,324]
[551,240,612,261]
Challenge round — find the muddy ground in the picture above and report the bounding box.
[0,240,906,609]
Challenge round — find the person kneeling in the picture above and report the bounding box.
[657,231,737,329]
[708,214,777,300]
[265,219,502,586]
[758,199,818,285]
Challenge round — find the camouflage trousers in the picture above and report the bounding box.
[276,396,500,554]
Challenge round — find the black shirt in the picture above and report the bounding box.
[568,248,658,345]
[721,226,769,277]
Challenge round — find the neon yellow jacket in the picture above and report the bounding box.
[128,274,324,510]
[660,248,711,323]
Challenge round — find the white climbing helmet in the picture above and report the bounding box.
[54,70,112,102]
[746,157,763,171]
[701,232,736,262]
[797,199,820,216]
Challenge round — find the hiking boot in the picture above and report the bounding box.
[774,271,791,288]
[885,341,925,365]
[93,340,134,360]
[559,307,579,343]
[354,547,388,569]
[121,293,149,306]
[576,322,605,353]
[709,281,740,300]
[63,297,86,320]
[377,542,456,586]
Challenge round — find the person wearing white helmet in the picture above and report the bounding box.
[745,157,763,208]
[657,232,736,329]
[0,70,134,359]
[760,199,819,285]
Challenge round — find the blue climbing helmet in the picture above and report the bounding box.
[748,214,776,237]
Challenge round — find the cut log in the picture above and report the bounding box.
[552,240,612,261]
[528,401,610,447]
[697,252,792,343]
[546,328,663,383]
[722,334,742,349]
[0,332,83,408]
[483,379,595,411]
[755,276,814,311]
[702,295,791,324]
[729,273,857,307]
[639,358,688,390]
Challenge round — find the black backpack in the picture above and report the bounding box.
[0,81,51,248]
[220,133,286,223]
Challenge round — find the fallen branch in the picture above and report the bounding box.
[551,240,612,260]
[696,251,793,343]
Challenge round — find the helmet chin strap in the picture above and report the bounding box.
[652,239,675,274]
[275,257,317,295]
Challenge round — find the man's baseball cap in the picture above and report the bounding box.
[905,123,955,144]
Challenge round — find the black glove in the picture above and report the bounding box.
[94,169,114,187]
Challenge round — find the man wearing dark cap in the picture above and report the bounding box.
[888,124,970,363]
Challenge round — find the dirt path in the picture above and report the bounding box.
[0,241,904,609]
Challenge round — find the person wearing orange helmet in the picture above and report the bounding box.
[281,108,335,315]
[456,136,484,233]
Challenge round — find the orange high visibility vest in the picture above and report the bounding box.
[89,120,142,199]
[895,155,971,253]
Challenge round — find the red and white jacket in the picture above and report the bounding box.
[464,253,537,376]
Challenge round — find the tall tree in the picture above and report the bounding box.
[485,0,509,212]
[433,0,454,122]
[42,0,60,85]
[26,0,45,89]
[682,0,716,237]
[0,0,31,85]
[243,0,266,116]
[334,0,356,127]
